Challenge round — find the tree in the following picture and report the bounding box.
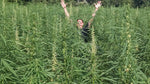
[133,0,150,7]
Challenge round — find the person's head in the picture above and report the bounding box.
[98,1,101,4]
[77,19,84,29]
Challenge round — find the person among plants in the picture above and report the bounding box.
[61,0,102,42]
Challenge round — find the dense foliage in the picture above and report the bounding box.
[7,0,150,7]
[0,1,150,84]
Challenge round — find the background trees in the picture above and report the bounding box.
[7,0,150,7]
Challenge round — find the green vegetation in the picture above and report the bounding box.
[0,1,150,84]
[7,0,150,8]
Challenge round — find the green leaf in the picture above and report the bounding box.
[0,34,6,46]
[1,59,18,77]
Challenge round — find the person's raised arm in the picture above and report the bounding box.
[88,1,102,27]
[61,0,70,19]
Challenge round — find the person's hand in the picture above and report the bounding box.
[92,13,96,17]
[94,1,102,9]
[61,0,67,8]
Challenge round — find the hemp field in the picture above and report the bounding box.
[0,1,150,84]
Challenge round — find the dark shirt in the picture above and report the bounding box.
[81,23,91,42]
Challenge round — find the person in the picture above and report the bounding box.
[61,0,102,42]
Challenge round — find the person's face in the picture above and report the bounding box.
[77,19,84,29]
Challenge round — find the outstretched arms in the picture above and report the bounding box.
[88,1,102,27]
[61,0,101,26]
[61,0,70,19]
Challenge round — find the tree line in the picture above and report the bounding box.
[7,0,150,7]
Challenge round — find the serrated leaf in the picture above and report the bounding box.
[1,59,18,77]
